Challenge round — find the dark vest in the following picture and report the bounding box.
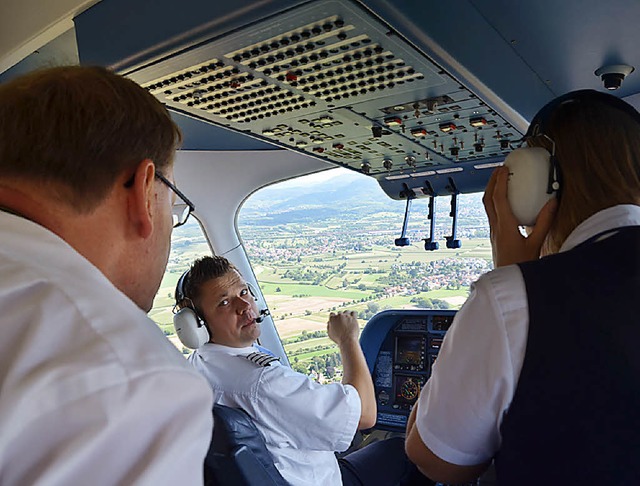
[495,226,640,485]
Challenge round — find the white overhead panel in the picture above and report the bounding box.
[126,0,519,196]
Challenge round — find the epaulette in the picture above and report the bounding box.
[244,352,280,367]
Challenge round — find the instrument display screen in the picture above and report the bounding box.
[395,335,424,365]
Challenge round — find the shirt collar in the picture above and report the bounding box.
[560,204,640,252]
[199,342,259,356]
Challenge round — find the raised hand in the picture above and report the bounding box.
[327,311,360,345]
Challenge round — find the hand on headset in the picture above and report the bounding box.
[483,166,557,268]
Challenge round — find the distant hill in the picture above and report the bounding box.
[242,170,381,215]
[240,168,487,230]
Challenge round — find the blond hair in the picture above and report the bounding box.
[528,95,640,253]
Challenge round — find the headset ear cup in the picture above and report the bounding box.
[504,147,557,226]
[173,308,210,349]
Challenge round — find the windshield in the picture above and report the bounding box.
[238,167,491,378]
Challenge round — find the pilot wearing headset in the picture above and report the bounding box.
[174,255,425,486]
[406,90,640,485]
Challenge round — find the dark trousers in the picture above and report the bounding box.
[338,437,433,486]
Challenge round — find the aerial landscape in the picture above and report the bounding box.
[149,168,492,378]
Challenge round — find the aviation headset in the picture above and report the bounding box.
[173,269,209,349]
[504,89,640,226]
[173,268,261,349]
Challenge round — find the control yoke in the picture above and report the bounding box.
[395,188,413,247]
[423,195,439,251]
[395,179,462,250]
[445,178,462,249]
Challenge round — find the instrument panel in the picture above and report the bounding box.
[359,309,456,431]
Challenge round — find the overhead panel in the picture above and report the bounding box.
[126,0,520,198]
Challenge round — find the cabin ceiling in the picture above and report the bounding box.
[2,0,639,199]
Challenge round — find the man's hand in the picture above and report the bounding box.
[327,311,360,346]
[483,166,557,267]
[327,311,376,429]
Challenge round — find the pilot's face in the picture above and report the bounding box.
[198,269,261,348]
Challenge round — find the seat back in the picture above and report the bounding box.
[205,404,288,486]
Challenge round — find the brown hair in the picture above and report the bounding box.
[0,65,182,211]
[178,256,239,308]
[528,97,640,253]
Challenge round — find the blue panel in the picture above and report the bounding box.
[360,309,457,432]
[364,0,640,116]
[362,0,554,122]
[171,110,278,151]
[469,0,640,99]
[75,0,306,71]
[360,310,400,373]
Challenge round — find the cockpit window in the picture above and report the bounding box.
[238,167,491,378]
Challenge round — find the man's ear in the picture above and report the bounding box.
[127,159,156,239]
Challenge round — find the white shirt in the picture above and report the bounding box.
[189,343,362,486]
[415,204,640,466]
[0,211,214,485]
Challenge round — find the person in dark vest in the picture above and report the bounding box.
[405,90,640,485]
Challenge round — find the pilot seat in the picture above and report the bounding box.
[204,404,288,486]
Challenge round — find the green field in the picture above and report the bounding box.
[258,280,367,299]
[150,221,491,376]
[292,347,341,361]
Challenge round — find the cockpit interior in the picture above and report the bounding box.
[2,1,639,483]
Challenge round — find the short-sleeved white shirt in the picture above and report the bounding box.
[0,211,214,485]
[189,343,362,486]
[415,204,640,466]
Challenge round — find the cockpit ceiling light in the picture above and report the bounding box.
[594,64,635,90]
[474,162,503,169]
[384,117,403,127]
[439,122,457,133]
[469,117,487,127]
[435,167,463,174]
[386,174,410,180]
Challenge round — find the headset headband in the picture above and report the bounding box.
[175,269,190,305]
[526,89,640,138]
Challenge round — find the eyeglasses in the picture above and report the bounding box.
[155,171,196,228]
